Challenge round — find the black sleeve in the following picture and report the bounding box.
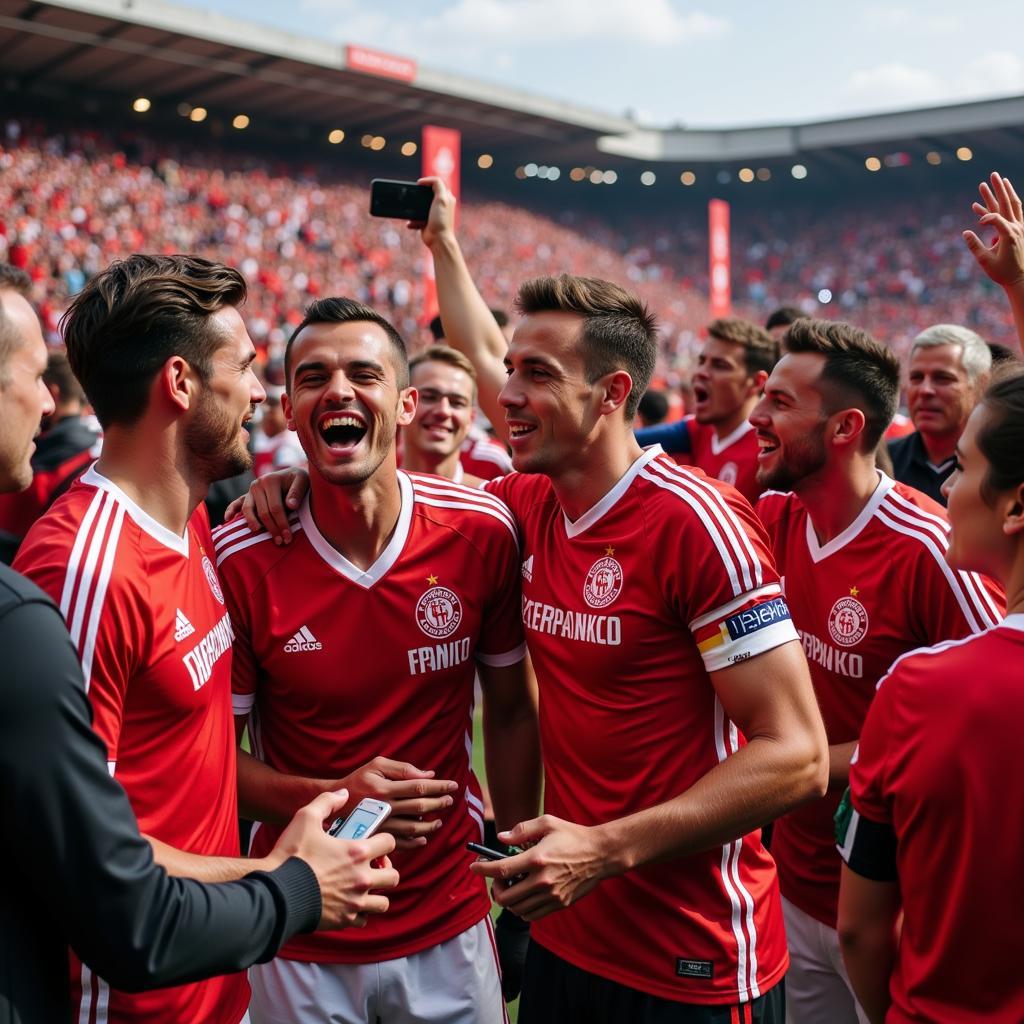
[0,597,321,992]
[835,790,898,883]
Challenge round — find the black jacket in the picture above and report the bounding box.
[0,562,321,1024]
[887,431,954,506]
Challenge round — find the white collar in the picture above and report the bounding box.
[1002,613,1024,634]
[299,471,414,588]
[804,472,895,564]
[82,465,190,556]
[562,445,663,539]
[710,419,754,456]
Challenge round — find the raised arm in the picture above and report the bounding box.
[417,176,510,439]
[963,171,1024,352]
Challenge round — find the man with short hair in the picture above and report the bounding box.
[403,345,482,485]
[765,306,805,340]
[215,296,540,1024]
[0,263,398,1024]
[750,318,1003,1024]
[635,316,779,503]
[14,255,399,1024]
[888,324,992,504]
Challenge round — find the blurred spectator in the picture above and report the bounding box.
[888,324,992,504]
[765,305,805,339]
[637,388,670,427]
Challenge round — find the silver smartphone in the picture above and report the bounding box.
[328,798,392,840]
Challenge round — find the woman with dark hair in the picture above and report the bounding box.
[835,368,1024,1023]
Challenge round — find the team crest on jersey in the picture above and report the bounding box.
[828,595,868,646]
[416,586,463,638]
[719,461,738,486]
[202,555,225,605]
[583,555,623,609]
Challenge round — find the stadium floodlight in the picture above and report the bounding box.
[790,164,808,179]
[640,171,656,186]
[548,167,561,181]
[590,169,604,184]
[757,168,771,181]
[361,134,374,147]
[602,169,616,184]
[926,151,942,165]
[189,107,207,123]
[818,288,833,304]
[232,115,250,130]
[738,168,754,183]
[328,129,345,144]
[401,141,417,156]
[515,166,527,179]
[956,146,973,162]
[524,163,538,177]
[132,97,151,113]
[371,136,386,151]
[680,171,696,186]
[477,154,494,169]
[570,167,585,182]
[865,156,881,172]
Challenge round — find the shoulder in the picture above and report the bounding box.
[0,562,57,621]
[877,627,995,696]
[635,453,756,525]
[409,472,518,546]
[754,489,798,529]
[871,481,951,556]
[482,470,555,515]
[886,431,919,461]
[212,510,302,576]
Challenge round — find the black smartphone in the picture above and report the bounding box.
[369,179,433,221]
[466,841,508,860]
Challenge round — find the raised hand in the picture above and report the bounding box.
[963,172,1024,288]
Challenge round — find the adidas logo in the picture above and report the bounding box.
[521,554,534,583]
[284,625,323,653]
[174,609,195,642]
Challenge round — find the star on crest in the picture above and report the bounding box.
[849,585,860,597]
[605,546,615,557]
[427,574,439,585]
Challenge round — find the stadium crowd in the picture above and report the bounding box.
[1,94,1024,1024]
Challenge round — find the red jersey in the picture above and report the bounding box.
[848,616,1024,1023]
[757,475,1004,927]
[13,467,246,1024]
[459,430,512,480]
[485,446,797,1005]
[686,418,762,505]
[213,471,525,963]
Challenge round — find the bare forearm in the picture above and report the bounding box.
[145,833,277,882]
[238,748,338,825]
[1004,279,1024,352]
[840,928,896,1024]
[428,234,509,438]
[483,707,542,834]
[595,733,824,874]
[828,740,859,791]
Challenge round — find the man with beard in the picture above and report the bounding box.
[635,318,778,503]
[749,318,1004,1024]
[13,256,401,1024]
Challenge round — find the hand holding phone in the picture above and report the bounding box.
[329,798,392,840]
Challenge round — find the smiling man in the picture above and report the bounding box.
[887,324,991,505]
[213,297,540,1024]
[635,317,779,503]
[750,318,1003,1024]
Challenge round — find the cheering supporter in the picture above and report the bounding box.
[635,317,779,503]
[765,305,804,339]
[887,323,991,505]
[751,318,1004,1024]
[14,256,399,1024]
[0,262,398,1024]
[214,297,540,1023]
[837,369,1024,1023]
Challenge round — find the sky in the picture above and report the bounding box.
[185,0,1024,127]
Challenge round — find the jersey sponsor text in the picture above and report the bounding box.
[407,636,472,675]
[182,612,234,691]
[522,595,622,646]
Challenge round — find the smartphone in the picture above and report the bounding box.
[369,179,433,221]
[329,798,391,840]
[466,841,524,860]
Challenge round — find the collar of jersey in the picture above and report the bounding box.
[298,470,414,588]
[562,445,663,539]
[1002,612,1024,633]
[804,470,895,563]
[82,465,190,556]
[710,418,753,456]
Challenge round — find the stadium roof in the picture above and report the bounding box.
[2,0,1024,180]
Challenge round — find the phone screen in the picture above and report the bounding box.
[334,805,383,840]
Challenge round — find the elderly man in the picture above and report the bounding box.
[887,324,991,504]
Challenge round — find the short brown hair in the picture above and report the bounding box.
[410,345,478,397]
[707,317,779,376]
[0,264,33,383]
[515,274,657,420]
[783,318,900,452]
[977,366,1024,503]
[44,351,86,404]
[61,254,246,427]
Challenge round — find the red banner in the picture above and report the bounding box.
[345,45,416,83]
[422,126,461,323]
[708,199,731,319]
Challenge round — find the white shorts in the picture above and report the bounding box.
[781,895,870,1024]
[248,917,507,1024]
